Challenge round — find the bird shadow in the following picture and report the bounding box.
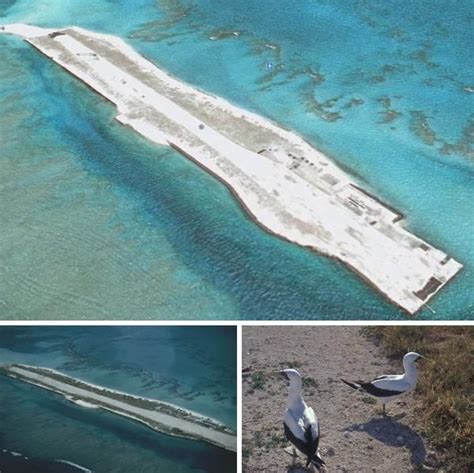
[286,465,319,473]
[284,451,320,473]
[346,416,426,466]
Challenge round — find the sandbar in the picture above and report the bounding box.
[0,364,236,452]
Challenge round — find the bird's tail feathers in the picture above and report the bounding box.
[341,378,361,390]
[310,454,326,470]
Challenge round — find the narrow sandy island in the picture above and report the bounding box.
[0,364,236,452]
[0,23,462,314]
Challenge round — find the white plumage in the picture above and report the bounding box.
[279,369,325,470]
[342,351,423,415]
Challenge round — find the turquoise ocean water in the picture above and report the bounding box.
[0,326,237,472]
[0,0,472,320]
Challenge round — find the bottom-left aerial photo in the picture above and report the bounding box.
[0,325,237,473]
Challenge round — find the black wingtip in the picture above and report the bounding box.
[341,378,360,390]
[306,453,326,469]
[311,455,326,470]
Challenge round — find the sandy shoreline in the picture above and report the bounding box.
[0,23,463,314]
[1,364,236,452]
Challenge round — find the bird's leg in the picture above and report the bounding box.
[284,446,299,461]
[290,447,298,467]
[382,404,386,417]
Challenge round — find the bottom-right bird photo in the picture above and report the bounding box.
[242,325,473,473]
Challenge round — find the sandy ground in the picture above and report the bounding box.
[242,326,438,472]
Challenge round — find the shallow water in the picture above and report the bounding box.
[0,0,472,319]
[0,326,237,472]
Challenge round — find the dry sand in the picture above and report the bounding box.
[242,326,439,472]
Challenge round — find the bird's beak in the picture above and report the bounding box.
[271,370,287,380]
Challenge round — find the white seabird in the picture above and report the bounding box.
[277,368,325,470]
[341,351,424,416]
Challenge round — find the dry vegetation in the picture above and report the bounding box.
[365,326,473,472]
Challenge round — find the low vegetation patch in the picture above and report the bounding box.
[302,376,318,388]
[250,370,267,391]
[365,326,473,472]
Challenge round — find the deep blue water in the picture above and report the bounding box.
[0,0,472,319]
[0,326,237,472]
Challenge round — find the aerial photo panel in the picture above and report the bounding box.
[0,1,472,473]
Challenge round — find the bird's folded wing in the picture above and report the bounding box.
[374,374,399,381]
[284,409,306,442]
[370,376,410,393]
[303,407,320,444]
[303,407,319,434]
[303,406,316,425]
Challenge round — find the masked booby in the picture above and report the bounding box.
[277,368,325,470]
[341,351,424,416]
